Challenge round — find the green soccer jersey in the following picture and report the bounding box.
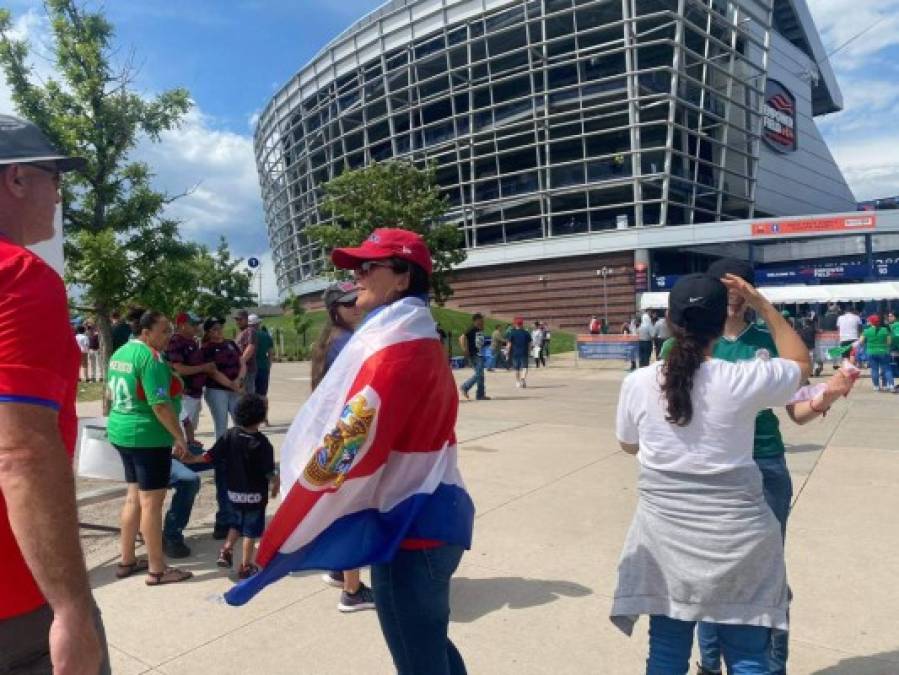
[713,324,785,459]
[863,326,891,356]
[107,340,181,448]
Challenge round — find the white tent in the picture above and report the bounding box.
[640,281,899,310]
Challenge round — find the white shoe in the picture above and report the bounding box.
[873,386,880,392]
[515,381,522,388]
[521,380,527,388]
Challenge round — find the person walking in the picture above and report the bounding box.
[202,317,246,540]
[652,311,669,361]
[86,323,102,382]
[508,317,532,388]
[460,313,489,400]
[226,229,475,675]
[612,273,810,674]
[859,315,893,392]
[490,324,506,371]
[235,309,259,396]
[75,324,90,381]
[531,321,546,368]
[542,322,552,363]
[0,114,108,673]
[107,310,194,586]
[254,322,275,407]
[836,305,862,367]
[637,311,654,367]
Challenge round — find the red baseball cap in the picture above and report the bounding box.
[868,314,880,326]
[331,228,433,275]
[175,311,201,326]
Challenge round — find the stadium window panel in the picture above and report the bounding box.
[552,211,589,236]
[365,99,387,122]
[368,121,390,144]
[453,93,470,115]
[475,179,500,201]
[424,121,455,146]
[470,39,487,64]
[550,138,584,164]
[345,130,364,153]
[447,26,467,46]
[488,26,527,57]
[501,171,539,197]
[388,70,410,93]
[490,50,530,77]
[547,63,579,91]
[422,98,453,125]
[499,148,538,175]
[492,74,530,105]
[505,218,544,242]
[546,0,573,13]
[475,225,505,246]
[415,36,445,59]
[548,36,577,59]
[528,20,543,44]
[449,46,467,69]
[486,5,525,32]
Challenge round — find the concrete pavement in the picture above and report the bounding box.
[76,357,899,674]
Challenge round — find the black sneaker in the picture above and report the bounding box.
[696,664,722,675]
[321,571,345,588]
[163,538,191,559]
[337,583,376,613]
[212,525,229,540]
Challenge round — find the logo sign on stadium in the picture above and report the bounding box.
[762,80,797,153]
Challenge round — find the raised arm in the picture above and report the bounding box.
[722,274,811,380]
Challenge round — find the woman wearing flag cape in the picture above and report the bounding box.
[226,228,475,675]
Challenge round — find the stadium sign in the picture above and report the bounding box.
[762,80,797,153]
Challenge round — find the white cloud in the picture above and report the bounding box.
[0,8,50,113]
[809,0,899,68]
[828,134,899,201]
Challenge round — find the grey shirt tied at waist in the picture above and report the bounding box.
[610,463,788,635]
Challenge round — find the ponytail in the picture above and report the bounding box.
[660,324,716,426]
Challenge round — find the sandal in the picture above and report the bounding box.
[115,558,149,579]
[145,567,193,586]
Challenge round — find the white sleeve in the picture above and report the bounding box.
[616,375,639,444]
[738,358,802,410]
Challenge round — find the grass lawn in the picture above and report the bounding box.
[234,306,575,359]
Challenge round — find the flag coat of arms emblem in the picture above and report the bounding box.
[225,297,475,605]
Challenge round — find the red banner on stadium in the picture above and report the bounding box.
[751,215,876,237]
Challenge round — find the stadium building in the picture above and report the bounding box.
[253,0,899,330]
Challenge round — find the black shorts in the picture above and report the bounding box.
[113,445,172,490]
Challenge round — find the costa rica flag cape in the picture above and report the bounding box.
[225,296,475,606]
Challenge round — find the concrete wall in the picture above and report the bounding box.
[755,33,856,216]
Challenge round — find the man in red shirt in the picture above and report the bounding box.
[0,115,107,673]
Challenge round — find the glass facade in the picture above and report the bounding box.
[255,0,774,293]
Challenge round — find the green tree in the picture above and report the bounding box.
[309,160,466,305]
[191,237,256,319]
[281,294,313,356]
[132,237,256,318]
[0,0,191,377]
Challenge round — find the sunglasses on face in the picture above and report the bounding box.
[355,260,399,276]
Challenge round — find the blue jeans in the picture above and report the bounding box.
[699,455,792,674]
[203,387,239,440]
[650,615,770,674]
[163,458,200,544]
[372,545,467,675]
[461,356,486,399]
[868,353,894,389]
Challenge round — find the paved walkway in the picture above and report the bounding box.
[76,358,899,674]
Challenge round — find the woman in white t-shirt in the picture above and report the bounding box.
[74,324,90,382]
[610,273,810,674]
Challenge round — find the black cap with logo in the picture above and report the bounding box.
[668,273,727,332]
[0,115,86,172]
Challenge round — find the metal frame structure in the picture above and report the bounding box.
[254,0,775,294]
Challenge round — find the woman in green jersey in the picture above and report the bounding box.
[107,311,193,586]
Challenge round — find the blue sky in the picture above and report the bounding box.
[2,0,898,300]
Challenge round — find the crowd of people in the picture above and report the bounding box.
[0,113,886,675]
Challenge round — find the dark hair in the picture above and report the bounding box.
[126,306,146,323]
[234,393,267,428]
[138,310,165,332]
[389,258,430,298]
[660,317,723,427]
[76,325,86,334]
[310,309,356,391]
[472,312,483,322]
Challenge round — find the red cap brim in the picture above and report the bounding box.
[331,244,395,270]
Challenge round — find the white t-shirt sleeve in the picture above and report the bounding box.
[736,357,802,410]
[616,374,639,445]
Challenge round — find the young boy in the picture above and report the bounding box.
[200,393,279,579]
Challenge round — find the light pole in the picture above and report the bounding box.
[600,266,610,324]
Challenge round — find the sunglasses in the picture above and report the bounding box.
[355,260,403,276]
